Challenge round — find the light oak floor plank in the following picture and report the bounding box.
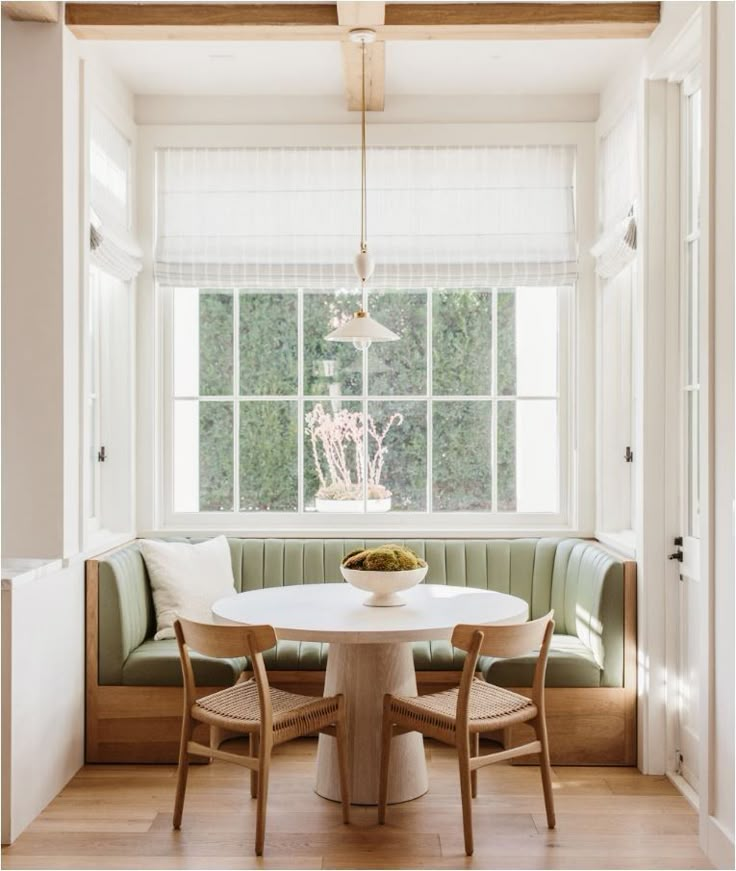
[2,737,711,870]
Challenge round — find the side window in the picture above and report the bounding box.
[84,108,140,540]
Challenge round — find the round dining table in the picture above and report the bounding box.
[212,583,528,806]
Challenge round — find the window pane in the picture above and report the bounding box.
[688,90,701,235]
[174,400,234,512]
[240,291,297,395]
[200,401,234,511]
[199,292,234,396]
[514,399,558,512]
[687,241,699,385]
[369,401,427,511]
[173,288,198,396]
[239,401,298,511]
[304,291,362,396]
[497,401,517,511]
[433,401,492,510]
[367,290,426,395]
[304,400,364,511]
[687,389,700,538]
[433,290,492,395]
[499,287,558,397]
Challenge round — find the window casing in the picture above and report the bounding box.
[163,284,571,528]
[138,123,595,535]
[83,104,137,544]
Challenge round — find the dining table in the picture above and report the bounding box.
[212,582,528,806]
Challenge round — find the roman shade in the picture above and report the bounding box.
[592,109,638,280]
[89,110,142,282]
[154,145,578,290]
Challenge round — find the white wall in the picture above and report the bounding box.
[1,563,86,845]
[1,17,68,559]
[709,2,735,863]
[135,92,600,125]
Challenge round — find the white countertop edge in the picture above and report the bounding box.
[1,559,64,589]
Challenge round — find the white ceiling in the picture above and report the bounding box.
[82,38,646,97]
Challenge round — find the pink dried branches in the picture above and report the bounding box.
[305,404,403,499]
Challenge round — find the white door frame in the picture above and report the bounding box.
[640,7,717,857]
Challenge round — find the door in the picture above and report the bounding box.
[669,78,703,793]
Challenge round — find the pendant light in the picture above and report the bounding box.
[326,28,399,352]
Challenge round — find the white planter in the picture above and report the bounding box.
[315,497,391,514]
[340,565,428,607]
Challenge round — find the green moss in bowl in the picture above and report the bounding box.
[341,544,427,572]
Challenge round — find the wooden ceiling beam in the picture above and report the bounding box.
[65,3,660,41]
[3,2,59,23]
[337,2,385,112]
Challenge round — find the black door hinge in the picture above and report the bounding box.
[624,446,634,463]
[97,445,107,463]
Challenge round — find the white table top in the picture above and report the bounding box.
[212,583,529,644]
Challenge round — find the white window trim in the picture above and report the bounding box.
[136,122,596,537]
[160,285,570,532]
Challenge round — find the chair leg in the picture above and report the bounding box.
[254,742,271,856]
[535,718,556,829]
[470,732,479,798]
[457,735,474,856]
[249,733,259,799]
[210,725,224,754]
[378,700,393,825]
[335,713,351,824]
[173,716,194,829]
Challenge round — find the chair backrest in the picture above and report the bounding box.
[174,618,277,730]
[453,612,555,718]
[452,612,553,659]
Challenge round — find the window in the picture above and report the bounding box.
[594,108,638,542]
[154,142,580,528]
[167,285,565,517]
[83,107,139,540]
[682,86,702,539]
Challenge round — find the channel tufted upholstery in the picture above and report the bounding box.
[95,538,625,690]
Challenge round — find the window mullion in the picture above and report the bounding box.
[491,289,498,513]
[427,288,433,514]
[233,290,240,513]
[297,288,304,514]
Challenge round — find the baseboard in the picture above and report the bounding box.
[705,815,735,870]
[666,771,699,811]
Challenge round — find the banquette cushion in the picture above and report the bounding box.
[96,538,625,690]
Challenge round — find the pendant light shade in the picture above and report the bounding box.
[323,27,400,350]
[326,309,399,352]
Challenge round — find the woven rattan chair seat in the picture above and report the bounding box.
[389,678,536,733]
[194,679,341,737]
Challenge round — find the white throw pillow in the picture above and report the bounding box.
[138,536,237,640]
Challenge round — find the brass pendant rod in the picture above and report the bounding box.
[360,37,367,254]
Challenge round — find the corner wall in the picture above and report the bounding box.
[1,17,69,559]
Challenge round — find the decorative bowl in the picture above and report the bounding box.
[340,565,428,607]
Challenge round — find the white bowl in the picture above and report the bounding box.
[340,565,428,607]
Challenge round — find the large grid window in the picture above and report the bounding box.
[168,285,563,517]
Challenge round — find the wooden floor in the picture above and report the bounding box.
[2,737,710,870]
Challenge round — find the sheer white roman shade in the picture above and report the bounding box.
[592,109,638,280]
[155,145,577,290]
[90,110,142,282]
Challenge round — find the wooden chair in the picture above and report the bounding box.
[173,618,350,855]
[378,612,556,856]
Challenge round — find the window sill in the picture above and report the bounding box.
[595,530,636,559]
[72,530,136,565]
[144,523,594,541]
